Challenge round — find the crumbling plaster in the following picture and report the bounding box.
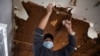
[13,0,100,39]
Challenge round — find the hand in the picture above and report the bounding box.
[46,3,53,14]
[63,20,72,29]
[63,20,74,35]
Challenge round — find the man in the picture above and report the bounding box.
[34,3,76,56]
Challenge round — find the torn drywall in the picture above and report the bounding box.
[13,0,29,20]
[87,22,98,39]
[13,2,100,56]
[26,0,100,33]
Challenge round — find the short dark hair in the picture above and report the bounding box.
[43,33,54,41]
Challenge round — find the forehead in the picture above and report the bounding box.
[44,38,52,41]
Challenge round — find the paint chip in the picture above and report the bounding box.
[94,1,100,7]
[88,27,98,39]
[70,0,77,6]
[51,19,58,27]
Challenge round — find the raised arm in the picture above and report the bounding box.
[64,20,74,35]
[34,3,53,56]
[63,20,76,54]
[38,3,53,30]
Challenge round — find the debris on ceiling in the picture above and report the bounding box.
[13,0,100,38]
[13,1,100,56]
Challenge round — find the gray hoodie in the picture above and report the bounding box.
[34,28,76,56]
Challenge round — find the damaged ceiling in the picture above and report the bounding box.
[13,0,100,39]
[28,0,100,33]
[13,0,100,56]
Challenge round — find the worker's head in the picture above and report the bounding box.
[43,33,54,49]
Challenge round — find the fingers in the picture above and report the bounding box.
[48,2,55,7]
[49,3,54,6]
[47,3,53,9]
[62,19,72,29]
[46,3,54,13]
[63,20,71,25]
[65,20,71,24]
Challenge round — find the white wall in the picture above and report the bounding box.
[0,0,12,56]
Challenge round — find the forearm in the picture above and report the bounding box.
[67,28,74,35]
[38,3,53,30]
[62,20,76,53]
[38,12,52,30]
[67,27,76,44]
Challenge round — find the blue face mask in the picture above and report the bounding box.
[43,41,54,49]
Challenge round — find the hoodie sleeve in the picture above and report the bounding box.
[57,35,76,55]
[34,28,44,56]
[64,35,76,54]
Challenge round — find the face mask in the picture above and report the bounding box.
[43,41,54,49]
